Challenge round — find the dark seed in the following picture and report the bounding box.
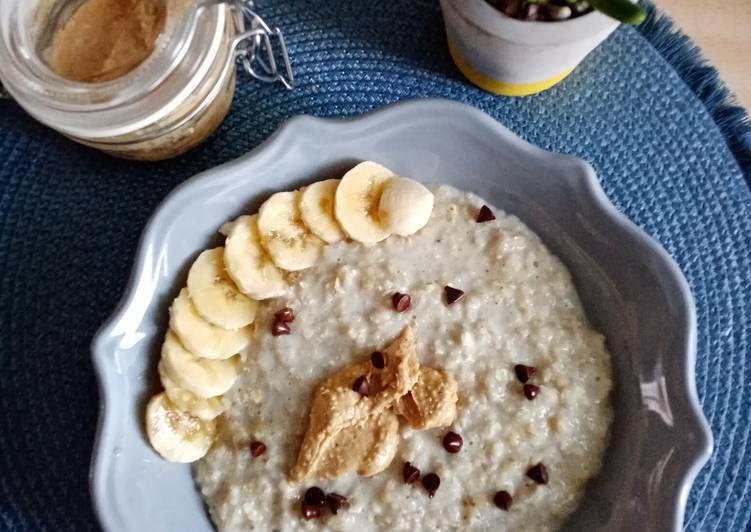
[403,462,421,484]
[301,503,319,520]
[493,490,513,510]
[250,441,266,458]
[442,431,463,453]
[274,307,295,323]
[444,286,465,305]
[476,205,496,223]
[523,384,540,400]
[514,364,536,383]
[371,351,385,369]
[326,493,348,515]
[352,375,370,396]
[304,487,326,507]
[271,319,290,336]
[392,292,411,312]
[527,463,549,484]
[422,473,440,497]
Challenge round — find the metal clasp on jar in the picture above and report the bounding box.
[199,0,294,89]
[232,0,294,89]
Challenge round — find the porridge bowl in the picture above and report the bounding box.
[91,99,712,532]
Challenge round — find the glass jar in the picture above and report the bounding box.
[0,0,292,160]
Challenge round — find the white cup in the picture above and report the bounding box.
[441,0,619,96]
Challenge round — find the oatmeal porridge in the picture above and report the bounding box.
[191,185,613,531]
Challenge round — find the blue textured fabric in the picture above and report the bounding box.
[1,1,749,531]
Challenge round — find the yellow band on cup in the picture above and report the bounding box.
[448,44,573,97]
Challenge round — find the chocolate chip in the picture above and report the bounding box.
[523,384,540,400]
[352,375,369,396]
[274,307,295,323]
[371,351,385,369]
[301,502,319,520]
[271,319,290,336]
[326,493,348,515]
[527,463,549,484]
[422,473,440,497]
[442,431,463,453]
[392,292,411,312]
[444,286,464,305]
[304,487,326,507]
[403,462,421,484]
[493,490,513,510]
[476,205,496,223]
[250,441,266,458]
[514,364,536,383]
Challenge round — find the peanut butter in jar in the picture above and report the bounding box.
[0,0,291,161]
[0,0,237,160]
[45,0,167,83]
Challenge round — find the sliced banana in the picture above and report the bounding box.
[186,248,258,330]
[159,362,224,421]
[161,330,240,398]
[335,161,394,244]
[145,392,216,463]
[170,288,251,360]
[378,177,434,236]
[218,219,236,237]
[224,215,288,300]
[257,190,325,271]
[299,179,346,243]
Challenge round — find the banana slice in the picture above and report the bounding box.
[218,219,236,237]
[170,288,251,360]
[187,248,258,330]
[378,177,434,236]
[257,190,325,271]
[161,330,240,398]
[299,179,346,243]
[159,361,224,421]
[145,392,216,463]
[335,161,394,244]
[224,215,288,300]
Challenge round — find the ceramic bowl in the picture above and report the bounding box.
[90,98,712,532]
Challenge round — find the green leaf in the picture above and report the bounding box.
[588,0,646,24]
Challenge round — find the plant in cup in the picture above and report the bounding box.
[442,0,646,96]
[487,0,646,24]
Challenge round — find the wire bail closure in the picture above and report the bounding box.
[229,0,294,89]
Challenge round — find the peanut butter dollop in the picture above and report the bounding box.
[290,326,458,482]
[46,0,166,83]
[397,366,458,430]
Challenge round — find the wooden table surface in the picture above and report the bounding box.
[655,0,751,110]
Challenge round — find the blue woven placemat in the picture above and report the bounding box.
[1,1,749,531]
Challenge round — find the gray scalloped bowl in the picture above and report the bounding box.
[90,99,712,532]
